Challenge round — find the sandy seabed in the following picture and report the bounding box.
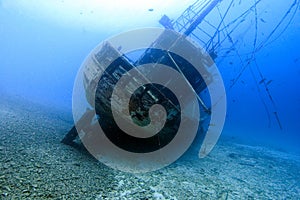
[0,95,299,199]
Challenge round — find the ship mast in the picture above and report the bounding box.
[159,0,299,129]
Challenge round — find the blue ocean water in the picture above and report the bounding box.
[1,1,300,199]
[0,0,299,155]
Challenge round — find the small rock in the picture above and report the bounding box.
[22,189,30,194]
[153,192,164,199]
[72,162,80,166]
[3,164,9,169]
[118,180,124,188]
[34,163,41,168]
[10,161,16,166]
[2,192,8,197]
[72,175,80,179]
[3,185,11,191]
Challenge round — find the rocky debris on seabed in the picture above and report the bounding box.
[0,94,299,199]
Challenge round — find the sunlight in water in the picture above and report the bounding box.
[1,0,196,31]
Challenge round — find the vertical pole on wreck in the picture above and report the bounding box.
[184,0,221,36]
